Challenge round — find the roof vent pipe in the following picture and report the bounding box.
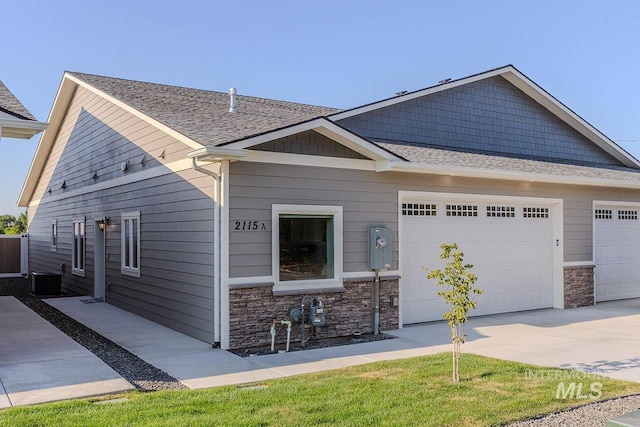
[229,88,237,113]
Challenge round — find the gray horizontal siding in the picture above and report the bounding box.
[336,76,623,167]
[28,85,217,344]
[228,161,640,278]
[29,171,215,343]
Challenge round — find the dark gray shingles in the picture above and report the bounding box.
[377,141,640,183]
[0,81,37,121]
[68,72,341,146]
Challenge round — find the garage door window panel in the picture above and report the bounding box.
[523,207,549,218]
[487,206,515,218]
[618,210,637,220]
[446,204,478,217]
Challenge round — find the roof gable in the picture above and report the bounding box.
[252,130,368,159]
[330,65,640,169]
[336,75,623,167]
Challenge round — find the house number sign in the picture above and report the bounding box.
[233,220,269,231]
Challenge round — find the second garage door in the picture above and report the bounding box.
[402,195,556,325]
[594,205,640,302]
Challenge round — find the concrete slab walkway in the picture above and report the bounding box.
[0,296,133,408]
[46,296,640,392]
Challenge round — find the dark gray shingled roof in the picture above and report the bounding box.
[68,72,341,146]
[0,81,37,121]
[377,141,640,183]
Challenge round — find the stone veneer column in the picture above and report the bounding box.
[563,266,594,308]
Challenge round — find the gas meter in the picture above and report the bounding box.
[308,298,326,327]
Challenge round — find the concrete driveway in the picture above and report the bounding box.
[0,296,133,407]
[392,298,640,382]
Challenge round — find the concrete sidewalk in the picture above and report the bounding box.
[0,296,133,408]
[46,296,640,391]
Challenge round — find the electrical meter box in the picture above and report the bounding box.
[369,225,391,270]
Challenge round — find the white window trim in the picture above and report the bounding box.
[72,217,85,277]
[51,219,57,252]
[272,204,343,292]
[121,211,141,278]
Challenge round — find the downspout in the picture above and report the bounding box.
[191,157,222,345]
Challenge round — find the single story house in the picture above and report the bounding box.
[19,65,640,349]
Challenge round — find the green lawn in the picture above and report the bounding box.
[2,353,639,426]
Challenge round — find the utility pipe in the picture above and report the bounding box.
[281,320,292,352]
[191,158,222,345]
[373,270,380,336]
[270,319,277,352]
[300,295,312,348]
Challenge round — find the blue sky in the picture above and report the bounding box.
[2,0,640,215]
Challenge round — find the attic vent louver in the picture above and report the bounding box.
[229,88,237,113]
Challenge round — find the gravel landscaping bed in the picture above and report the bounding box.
[1,279,185,391]
[508,394,640,426]
[231,332,391,357]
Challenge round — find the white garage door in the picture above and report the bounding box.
[402,197,555,324]
[594,206,640,302]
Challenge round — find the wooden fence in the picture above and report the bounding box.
[0,234,28,278]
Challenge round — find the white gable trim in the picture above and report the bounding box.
[221,118,402,162]
[329,65,640,169]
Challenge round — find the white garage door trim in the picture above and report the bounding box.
[593,200,640,302]
[398,191,564,328]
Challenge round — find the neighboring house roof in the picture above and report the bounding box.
[0,80,37,121]
[67,72,341,147]
[0,80,47,140]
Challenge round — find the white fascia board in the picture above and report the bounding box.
[501,70,640,168]
[187,146,248,161]
[223,118,401,162]
[244,150,377,171]
[388,161,640,189]
[329,66,512,121]
[17,76,76,207]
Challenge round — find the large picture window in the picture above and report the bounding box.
[272,205,342,290]
[72,218,85,276]
[121,211,141,277]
